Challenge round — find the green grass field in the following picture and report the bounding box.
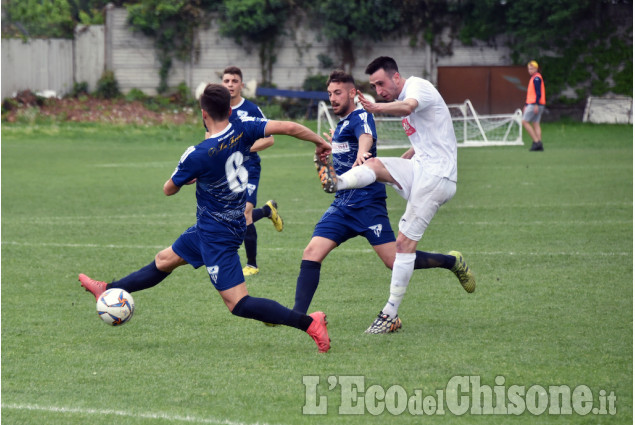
[2,121,632,424]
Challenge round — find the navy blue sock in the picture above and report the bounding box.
[252,207,267,223]
[232,295,313,331]
[244,224,258,267]
[414,251,455,270]
[293,260,321,314]
[107,260,170,293]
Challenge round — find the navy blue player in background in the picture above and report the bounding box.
[80,83,331,352]
[219,66,283,277]
[295,70,472,334]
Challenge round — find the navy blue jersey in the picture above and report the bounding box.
[230,98,266,167]
[331,108,386,207]
[171,116,268,238]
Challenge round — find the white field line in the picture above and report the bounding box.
[2,241,630,256]
[3,214,632,226]
[3,241,167,250]
[94,161,175,168]
[87,152,634,168]
[92,152,312,168]
[7,219,633,227]
[3,200,632,222]
[1,402,276,425]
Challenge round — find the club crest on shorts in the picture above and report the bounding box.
[247,183,256,196]
[369,224,383,238]
[207,265,219,283]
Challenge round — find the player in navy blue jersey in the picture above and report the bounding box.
[80,83,331,352]
[219,66,283,277]
[295,70,473,334]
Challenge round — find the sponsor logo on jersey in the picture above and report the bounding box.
[339,121,350,134]
[369,224,383,238]
[402,118,416,136]
[208,131,243,157]
[332,141,350,154]
[237,110,248,117]
[207,265,219,283]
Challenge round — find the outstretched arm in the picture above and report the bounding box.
[264,120,332,159]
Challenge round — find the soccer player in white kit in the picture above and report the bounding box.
[317,56,476,333]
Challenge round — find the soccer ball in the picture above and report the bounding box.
[96,288,135,326]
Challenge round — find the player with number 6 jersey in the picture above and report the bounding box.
[172,115,268,238]
[79,83,333,353]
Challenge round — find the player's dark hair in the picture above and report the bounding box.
[327,69,356,88]
[200,83,231,121]
[222,66,243,81]
[365,56,399,76]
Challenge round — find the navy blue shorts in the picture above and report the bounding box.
[172,226,244,291]
[245,160,261,206]
[313,202,396,246]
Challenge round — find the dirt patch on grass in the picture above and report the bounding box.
[2,91,199,125]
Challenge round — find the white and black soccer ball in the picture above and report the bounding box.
[96,288,135,326]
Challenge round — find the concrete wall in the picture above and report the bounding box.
[2,38,74,99]
[105,6,164,94]
[74,25,105,92]
[1,26,104,99]
[1,6,512,99]
[106,7,511,95]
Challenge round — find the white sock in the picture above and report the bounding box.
[382,252,416,318]
[336,165,377,190]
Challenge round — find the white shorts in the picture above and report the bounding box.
[379,157,456,241]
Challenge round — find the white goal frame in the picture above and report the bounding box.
[448,100,524,147]
[317,99,523,149]
[583,96,633,124]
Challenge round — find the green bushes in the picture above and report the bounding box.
[95,70,120,99]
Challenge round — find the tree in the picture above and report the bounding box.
[67,0,113,25]
[457,0,633,101]
[397,0,464,56]
[218,0,291,85]
[2,0,75,38]
[308,0,401,71]
[2,0,112,38]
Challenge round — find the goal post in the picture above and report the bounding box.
[448,100,524,147]
[317,99,524,149]
[583,96,633,124]
[317,100,337,137]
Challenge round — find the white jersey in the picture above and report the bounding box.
[398,77,457,182]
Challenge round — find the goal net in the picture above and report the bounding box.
[317,99,523,149]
